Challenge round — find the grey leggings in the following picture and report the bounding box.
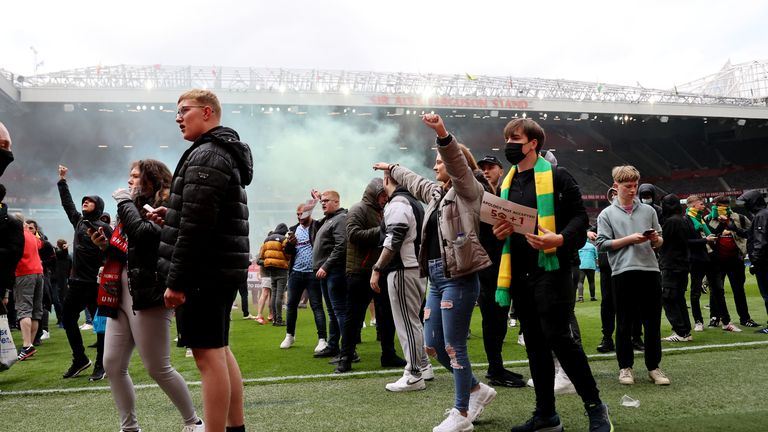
[103,268,198,431]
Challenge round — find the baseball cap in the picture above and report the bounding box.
[477,155,503,169]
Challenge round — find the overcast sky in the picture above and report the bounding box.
[1,0,766,90]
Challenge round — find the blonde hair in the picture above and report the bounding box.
[611,165,640,183]
[177,89,221,118]
[321,190,340,201]
[686,195,703,205]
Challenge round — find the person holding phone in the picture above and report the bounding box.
[57,165,110,380]
[596,165,668,387]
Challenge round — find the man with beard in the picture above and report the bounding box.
[57,165,110,380]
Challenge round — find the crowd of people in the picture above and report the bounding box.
[1,91,768,432]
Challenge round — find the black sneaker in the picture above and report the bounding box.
[585,402,613,432]
[741,319,760,328]
[63,358,92,378]
[510,410,563,432]
[17,346,37,361]
[329,351,359,364]
[708,317,720,328]
[756,327,768,334]
[313,346,339,358]
[487,370,526,388]
[89,364,106,381]
[596,338,615,353]
[632,339,645,352]
[486,368,523,380]
[334,359,353,374]
[380,355,407,368]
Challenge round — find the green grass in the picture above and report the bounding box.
[1,274,767,431]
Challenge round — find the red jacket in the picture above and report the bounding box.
[15,230,43,277]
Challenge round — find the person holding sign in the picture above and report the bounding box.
[373,114,496,432]
[492,118,611,432]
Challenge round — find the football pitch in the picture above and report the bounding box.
[2,275,767,431]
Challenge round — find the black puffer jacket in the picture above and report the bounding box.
[118,198,165,310]
[57,180,109,284]
[0,203,24,298]
[158,126,253,293]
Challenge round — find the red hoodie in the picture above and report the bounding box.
[15,230,43,277]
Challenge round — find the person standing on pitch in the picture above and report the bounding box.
[153,89,253,432]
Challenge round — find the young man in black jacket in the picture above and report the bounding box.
[493,118,611,432]
[738,190,768,334]
[155,89,252,432]
[659,194,693,341]
[0,183,24,326]
[57,165,110,380]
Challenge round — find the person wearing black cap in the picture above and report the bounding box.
[477,155,504,193]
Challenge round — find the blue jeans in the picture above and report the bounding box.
[286,271,326,339]
[425,259,480,412]
[320,269,348,349]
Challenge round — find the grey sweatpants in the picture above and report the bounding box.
[387,268,430,376]
[104,268,198,431]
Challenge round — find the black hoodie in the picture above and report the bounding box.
[658,194,689,272]
[639,183,665,226]
[738,190,768,268]
[158,126,254,293]
[0,202,24,298]
[57,180,109,284]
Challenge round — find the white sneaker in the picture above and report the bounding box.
[694,322,704,332]
[79,323,93,331]
[421,363,435,381]
[280,334,295,349]
[517,334,525,346]
[662,332,692,342]
[509,318,517,328]
[40,330,50,340]
[314,338,328,354]
[467,382,497,422]
[243,314,256,320]
[433,408,473,432]
[526,378,534,388]
[722,322,743,332]
[181,419,205,432]
[185,348,194,358]
[385,372,426,392]
[370,318,377,327]
[553,369,576,395]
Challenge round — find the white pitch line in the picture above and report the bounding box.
[2,340,766,397]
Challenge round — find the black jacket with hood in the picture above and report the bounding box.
[658,195,689,272]
[158,126,254,294]
[739,190,768,269]
[57,180,109,284]
[0,202,24,299]
[346,178,385,275]
[638,183,665,226]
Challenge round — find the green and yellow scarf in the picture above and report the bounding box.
[687,207,712,236]
[495,156,559,307]
[711,204,732,220]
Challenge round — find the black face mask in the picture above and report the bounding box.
[504,142,530,165]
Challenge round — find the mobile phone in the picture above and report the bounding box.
[143,203,156,213]
[642,229,656,237]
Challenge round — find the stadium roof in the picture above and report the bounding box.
[2,65,768,119]
[678,59,768,99]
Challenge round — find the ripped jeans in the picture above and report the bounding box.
[425,258,480,412]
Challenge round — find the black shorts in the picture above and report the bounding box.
[176,287,238,348]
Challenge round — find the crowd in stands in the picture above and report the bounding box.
[3,97,768,432]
